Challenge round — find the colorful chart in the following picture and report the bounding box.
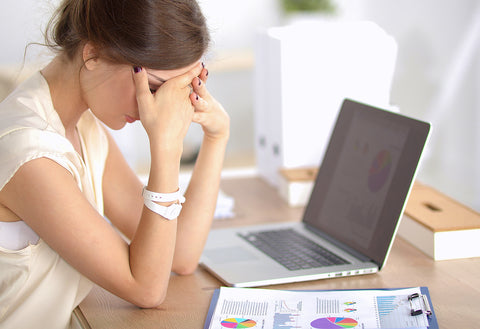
[368,150,392,193]
[310,317,358,329]
[221,318,257,328]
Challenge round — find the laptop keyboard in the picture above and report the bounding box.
[239,228,350,271]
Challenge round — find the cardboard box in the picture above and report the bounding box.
[398,182,480,260]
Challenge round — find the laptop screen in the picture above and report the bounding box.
[304,99,430,267]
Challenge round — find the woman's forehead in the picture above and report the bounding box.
[147,61,200,82]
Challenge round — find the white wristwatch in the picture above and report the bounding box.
[142,186,185,203]
[143,199,182,220]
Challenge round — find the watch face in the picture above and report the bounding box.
[163,203,182,220]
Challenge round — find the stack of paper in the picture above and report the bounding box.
[179,173,235,220]
[214,190,235,219]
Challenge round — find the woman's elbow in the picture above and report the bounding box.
[172,261,199,276]
[127,282,169,309]
[133,289,168,309]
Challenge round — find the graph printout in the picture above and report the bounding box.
[207,287,429,329]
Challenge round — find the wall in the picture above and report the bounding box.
[0,0,57,64]
[0,0,478,210]
[355,0,480,210]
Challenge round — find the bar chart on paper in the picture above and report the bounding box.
[273,313,300,329]
[376,295,427,328]
[272,299,302,329]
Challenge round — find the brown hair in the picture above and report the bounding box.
[45,0,210,70]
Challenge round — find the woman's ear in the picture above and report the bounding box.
[82,42,100,71]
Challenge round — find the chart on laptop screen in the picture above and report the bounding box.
[368,149,392,193]
[317,111,409,249]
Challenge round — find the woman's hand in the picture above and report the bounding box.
[190,67,230,142]
[132,64,203,148]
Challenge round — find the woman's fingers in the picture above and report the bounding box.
[199,66,209,83]
[132,61,215,140]
[191,76,207,100]
[169,62,204,89]
[131,66,152,109]
[190,91,208,112]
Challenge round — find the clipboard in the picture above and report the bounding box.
[203,286,438,329]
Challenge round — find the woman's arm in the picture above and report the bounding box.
[102,129,143,241]
[172,136,228,274]
[171,68,230,274]
[0,157,175,308]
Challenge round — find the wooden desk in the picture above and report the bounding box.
[77,177,480,328]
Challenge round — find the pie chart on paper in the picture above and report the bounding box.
[310,317,358,328]
[220,318,257,328]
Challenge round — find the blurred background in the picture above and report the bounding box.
[0,0,478,211]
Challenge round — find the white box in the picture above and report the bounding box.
[278,167,317,207]
[398,183,480,260]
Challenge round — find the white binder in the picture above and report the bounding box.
[254,20,398,186]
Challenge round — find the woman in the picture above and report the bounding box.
[0,0,229,328]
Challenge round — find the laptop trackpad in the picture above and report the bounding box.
[204,246,258,264]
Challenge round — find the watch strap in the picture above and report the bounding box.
[142,186,185,203]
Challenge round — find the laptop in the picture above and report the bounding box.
[200,99,431,287]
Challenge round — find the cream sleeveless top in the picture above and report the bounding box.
[0,72,108,329]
